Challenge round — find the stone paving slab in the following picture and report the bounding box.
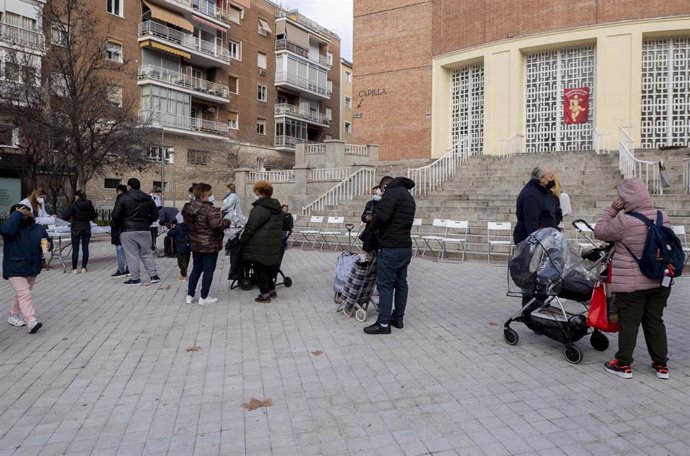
[0,240,689,455]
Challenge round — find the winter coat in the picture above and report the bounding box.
[158,207,180,227]
[182,199,230,253]
[594,178,669,293]
[513,179,557,244]
[360,198,380,252]
[110,192,126,245]
[111,189,159,232]
[221,192,243,218]
[61,199,97,231]
[370,177,416,249]
[240,197,283,266]
[1,211,48,279]
[167,223,191,254]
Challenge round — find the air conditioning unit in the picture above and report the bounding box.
[259,68,267,77]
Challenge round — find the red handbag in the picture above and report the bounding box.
[587,261,619,333]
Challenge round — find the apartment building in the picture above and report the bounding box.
[45,0,340,208]
[0,0,46,215]
[340,58,353,143]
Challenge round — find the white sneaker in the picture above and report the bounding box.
[27,319,42,334]
[198,296,218,306]
[70,269,79,275]
[7,315,25,327]
[81,268,87,273]
[185,295,195,304]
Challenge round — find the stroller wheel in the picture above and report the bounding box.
[283,277,293,287]
[564,344,583,364]
[342,304,354,318]
[239,278,253,290]
[355,308,367,322]
[503,328,519,346]
[590,331,609,352]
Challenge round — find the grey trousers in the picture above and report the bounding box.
[120,231,158,281]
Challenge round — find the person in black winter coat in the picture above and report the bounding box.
[359,186,381,254]
[110,185,129,277]
[364,176,416,335]
[61,190,97,273]
[167,218,192,281]
[513,165,558,244]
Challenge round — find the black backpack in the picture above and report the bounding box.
[622,211,685,279]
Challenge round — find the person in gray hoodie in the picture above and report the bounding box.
[594,178,672,380]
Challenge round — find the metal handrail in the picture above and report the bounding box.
[407,136,471,195]
[138,21,231,63]
[592,129,609,154]
[499,133,524,157]
[248,170,295,182]
[138,65,230,99]
[617,127,662,195]
[302,168,376,215]
[683,158,690,195]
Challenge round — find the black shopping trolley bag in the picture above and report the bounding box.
[341,256,377,307]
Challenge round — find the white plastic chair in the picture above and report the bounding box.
[439,220,469,261]
[421,218,447,258]
[671,225,690,266]
[487,222,513,264]
[410,218,423,256]
[574,221,597,254]
[318,216,345,250]
[295,215,323,248]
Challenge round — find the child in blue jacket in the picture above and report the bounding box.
[167,217,191,281]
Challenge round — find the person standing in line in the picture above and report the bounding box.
[149,187,163,251]
[167,214,191,282]
[364,176,416,335]
[240,181,284,303]
[110,185,129,278]
[182,183,231,305]
[111,178,161,286]
[60,190,97,274]
[360,185,382,255]
[551,175,572,232]
[513,165,558,244]
[221,183,243,218]
[2,203,50,333]
[594,178,673,380]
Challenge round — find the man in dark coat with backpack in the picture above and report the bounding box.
[364,176,416,335]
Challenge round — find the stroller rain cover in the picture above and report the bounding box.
[509,228,596,301]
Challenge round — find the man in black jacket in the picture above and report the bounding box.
[364,176,416,335]
[112,178,160,286]
[513,165,558,244]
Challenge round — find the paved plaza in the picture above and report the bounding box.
[0,240,689,456]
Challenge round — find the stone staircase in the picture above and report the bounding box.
[298,149,690,260]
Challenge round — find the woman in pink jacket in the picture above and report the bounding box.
[593,178,671,380]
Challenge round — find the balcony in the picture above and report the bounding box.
[274,39,330,68]
[274,135,322,150]
[276,10,339,41]
[0,22,45,53]
[140,110,228,136]
[274,103,329,126]
[138,65,230,103]
[148,0,233,27]
[275,71,331,100]
[138,21,231,65]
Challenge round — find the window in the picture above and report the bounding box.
[326,51,333,66]
[107,86,123,107]
[104,178,122,189]
[5,12,36,31]
[327,79,333,93]
[257,52,267,69]
[256,119,266,135]
[106,40,123,63]
[148,147,174,163]
[228,75,238,94]
[228,5,242,23]
[344,121,352,134]
[51,72,68,97]
[345,70,352,84]
[257,84,267,102]
[325,107,332,121]
[51,22,69,47]
[153,181,169,192]
[228,112,238,130]
[257,18,271,36]
[4,62,20,82]
[345,96,352,110]
[187,149,209,166]
[106,0,123,17]
[228,40,241,60]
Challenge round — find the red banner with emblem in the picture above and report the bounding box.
[563,87,590,124]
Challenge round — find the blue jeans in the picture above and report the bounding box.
[115,244,127,273]
[376,247,412,324]
[71,230,92,270]
[188,252,219,299]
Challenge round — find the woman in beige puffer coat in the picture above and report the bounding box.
[594,178,671,380]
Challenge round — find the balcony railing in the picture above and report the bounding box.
[0,22,45,53]
[276,10,339,41]
[138,65,230,99]
[248,170,295,183]
[138,21,231,63]
[275,71,331,98]
[274,135,321,148]
[274,38,330,68]
[140,110,228,135]
[274,103,328,124]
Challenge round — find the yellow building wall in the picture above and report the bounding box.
[432,16,690,158]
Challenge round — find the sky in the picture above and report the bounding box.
[280,0,354,61]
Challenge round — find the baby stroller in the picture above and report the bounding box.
[504,225,613,364]
[226,231,292,290]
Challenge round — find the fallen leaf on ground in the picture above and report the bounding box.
[241,397,273,411]
[311,350,323,356]
[185,346,202,352]
[489,321,498,326]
